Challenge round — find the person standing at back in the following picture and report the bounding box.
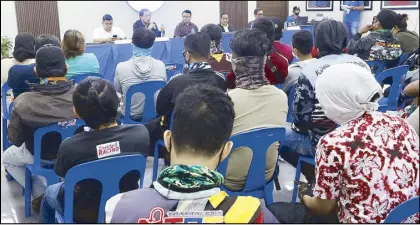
[224,28,288,191]
[61,30,99,79]
[174,10,199,38]
[219,13,233,32]
[342,1,364,39]
[285,6,301,27]
[3,46,77,212]
[133,8,165,37]
[92,14,126,43]
[39,77,150,223]
[248,8,263,28]
[201,24,232,74]
[145,32,226,157]
[114,27,167,122]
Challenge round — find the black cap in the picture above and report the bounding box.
[35,45,67,78]
[376,9,398,29]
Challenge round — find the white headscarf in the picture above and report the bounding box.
[315,63,383,125]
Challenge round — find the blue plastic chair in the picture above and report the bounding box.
[397,53,410,66]
[366,60,387,78]
[384,196,419,223]
[120,81,166,124]
[165,63,183,81]
[152,112,174,181]
[25,119,86,217]
[55,154,147,223]
[291,156,315,203]
[2,83,14,181]
[287,85,296,123]
[70,73,104,84]
[376,65,409,112]
[217,127,286,205]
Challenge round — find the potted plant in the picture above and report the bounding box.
[1,36,13,59]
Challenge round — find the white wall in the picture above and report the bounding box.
[1,1,19,46]
[248,1,257,22]
[289,1,419,33]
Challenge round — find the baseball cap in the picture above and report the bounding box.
[35,45,67,78]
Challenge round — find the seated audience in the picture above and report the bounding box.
[106,84,279,223]
[114,27,166,121]
[279,20,371,185]
[3,46,77,212]
[248,8,263,28]
[146,32,226,153]
[224,29,288,191]
[282,30,315,94]
[404,80,419,136]
[7,35,61,98]
[39,77,150,223]
[1,33,35,86]
[92,14,126,43]
[302,63,419,223]
[219,12,233,32]
[347,9,402,61]
[392,14,419,53]
[226,18,289,89]
[271,17,294,63]
[200,24,232,74]
[174,10,199,38]
[61,30,99,79]
[133,8,164,37]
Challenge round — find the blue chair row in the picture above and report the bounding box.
[2,83,15,181]
[70,73,104,84]
[25,119,86,217]
[376,65,409,112]
[55,154,147,223]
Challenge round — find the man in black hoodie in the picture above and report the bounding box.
[145,32,227,154]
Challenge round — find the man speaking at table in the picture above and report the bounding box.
[133,8,165,37]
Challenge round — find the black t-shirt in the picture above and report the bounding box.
[54,124,150,223]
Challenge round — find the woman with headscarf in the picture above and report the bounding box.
[299,63,419,223]
[1,33,36,86]
[279,20,371,186]
[223,29,288,191]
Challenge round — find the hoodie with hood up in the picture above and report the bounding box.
[114,56,167,117]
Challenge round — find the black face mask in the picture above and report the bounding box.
[294,12,300,16]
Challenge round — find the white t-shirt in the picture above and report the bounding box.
[92,26,126,40]
[222,24,230,32]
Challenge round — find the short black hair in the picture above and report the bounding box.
[172,84,235,158]
[35,34,61,52]
[132,27,156,48]
[252,17,275,43]
[184,32,211,59]
[182,10,192,15]
[139,8,150,17]
[376,9,398,30]
[293,6,300,11]
[220,12,228,18]
[230,28,271,57]
[292,30,313,55]
[102,14,113,21]
[254,8,262,15]
[73,77,119,130]
[200,24,222,42]
[396,13,408,29]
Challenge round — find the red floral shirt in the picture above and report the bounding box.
[313,112,419,223]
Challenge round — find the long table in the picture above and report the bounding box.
[86,27,312,81]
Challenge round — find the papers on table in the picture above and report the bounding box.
[155,37,169,42]
[286,26,301,30]
[114,39,132,44]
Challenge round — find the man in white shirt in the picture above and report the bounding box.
[92,14,127,43]
[218,13,233,32]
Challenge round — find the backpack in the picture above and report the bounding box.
[266,51,289,84]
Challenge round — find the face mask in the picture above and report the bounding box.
[294,11,300,16]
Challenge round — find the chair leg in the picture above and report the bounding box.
[291,158,302,203]
[24,167,32,217]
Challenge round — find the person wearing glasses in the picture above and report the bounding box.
[133,8,165,37]
[248,8,263,28]
[174,10,199,38]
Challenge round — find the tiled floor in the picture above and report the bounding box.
[1,118,301,223]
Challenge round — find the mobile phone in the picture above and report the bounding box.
[371,16,376,26]
[112,35,117,38]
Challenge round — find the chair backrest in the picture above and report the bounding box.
[217,127,286,192]
[398,53,410,66]
[384,196,419,223]
[62,154,147,223]
[165,63,183,81]
[1,82,13,120]
[366,60,387,78]
[376,65,409,111]
[123,81,166,123]
[33,119,85,167]
[70,73,104,84]
[287,85,296,123]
